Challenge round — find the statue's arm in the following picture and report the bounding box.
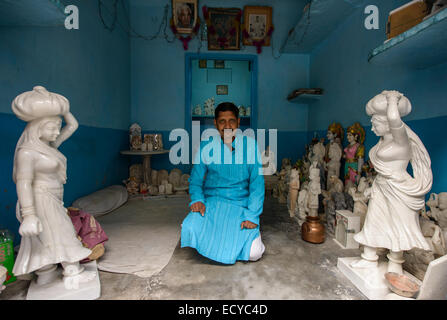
[15,150,43,236]
[15,150,35,214]
[387,94,409,146]
[51,112,79,149]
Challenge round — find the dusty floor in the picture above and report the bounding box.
[1,195,366,300]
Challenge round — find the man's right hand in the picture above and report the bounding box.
[190,201,206,216]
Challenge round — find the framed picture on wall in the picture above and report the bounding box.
[216,85,228,95]
[243,6,273,46]
[172,0,198,34]
[214,60,225,68]
[199,59,207,68]
[206,8,241,50]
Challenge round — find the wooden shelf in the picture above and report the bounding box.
[368,8,447,69]
[0,0,67,27]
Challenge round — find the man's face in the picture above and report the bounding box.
[214,110,240,143]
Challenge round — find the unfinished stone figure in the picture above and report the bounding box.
[307,163,321,217]
[309,139,325,165]
[426,192,447,233]
[325,123,343,189]
[11,86,96,292]
[352,90,432,275]
[288,169,300,218]
[348,177,371,228]
[261,146,277,176]
[297,182,308,227]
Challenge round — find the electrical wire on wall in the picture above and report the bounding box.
[98,0,176,43]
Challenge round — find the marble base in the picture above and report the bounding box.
[26,261,100,300]
[337,257,421,300]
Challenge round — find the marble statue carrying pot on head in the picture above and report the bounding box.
[12,86,95,289]
[351,90,432,275]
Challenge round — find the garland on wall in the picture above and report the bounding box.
[170,17,201,50]
[202,6,242,49]
[242,25,274,54]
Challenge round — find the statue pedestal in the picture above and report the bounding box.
[26,261,100,300]
[337,257,421,300]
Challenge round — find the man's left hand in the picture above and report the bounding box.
[241,220,258,230]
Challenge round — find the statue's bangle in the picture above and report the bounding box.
[21,206,36,217]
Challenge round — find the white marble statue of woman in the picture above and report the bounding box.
[351,90,432,274]
[11,86,95,289]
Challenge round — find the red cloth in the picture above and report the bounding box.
[68,208,108,262]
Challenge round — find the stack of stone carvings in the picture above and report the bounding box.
[124,164,190,198]
[403,192,447,280]
[271,122,377,233]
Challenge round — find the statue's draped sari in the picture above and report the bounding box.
[354,124,432,251]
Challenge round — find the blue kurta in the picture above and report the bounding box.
[181,133,265,264]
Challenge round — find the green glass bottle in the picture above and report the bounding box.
[0,230,17,284]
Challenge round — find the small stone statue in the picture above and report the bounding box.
[288,169,300,218]
[131,135,142,151]
[426,192,447,231]
[348,177,371,228]
[125,177,140,195]
[204,97,215,116]
[151,170,158,186]
[261,146,277,176]
[325,123,344,189]
[193,104,202,115]
[307,163,321,217]
[129,123,142,150]
[129,164,143,184]
[153,134,163,151]
[297,182,309,227]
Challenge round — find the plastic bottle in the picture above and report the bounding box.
[0,229,17,284]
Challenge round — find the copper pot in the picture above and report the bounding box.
[301,216,325,244]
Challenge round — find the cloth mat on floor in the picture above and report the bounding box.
[96,197,189,278]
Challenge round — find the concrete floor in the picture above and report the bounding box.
[1,195,366,300]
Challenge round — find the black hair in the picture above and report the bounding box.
[214,102,239,119]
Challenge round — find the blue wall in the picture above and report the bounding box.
[129,0,311,168]
[308,0,447,194]
[0,0,131,245]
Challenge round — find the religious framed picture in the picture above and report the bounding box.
[216,85,228,95]
[243,6,273,46]
[206,8,241,50]
[172,0,198,34]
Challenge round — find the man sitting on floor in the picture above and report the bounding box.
[181,102,266,264]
